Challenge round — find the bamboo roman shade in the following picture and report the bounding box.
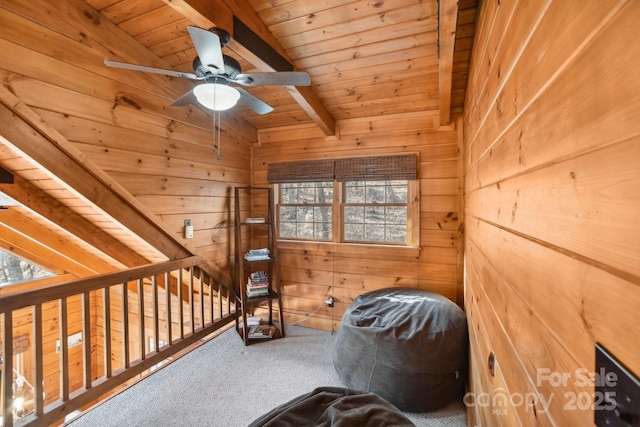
[267,159,335,183]
[334,155,417,181]
[267,155,417,183]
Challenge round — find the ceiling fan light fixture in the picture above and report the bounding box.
[193,83,240,111]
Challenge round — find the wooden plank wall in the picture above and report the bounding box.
[463,1,640,425]
[252,111,463,331]
[0,0,254,411]
[0,0,255,271]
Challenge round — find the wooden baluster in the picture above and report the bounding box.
[137,279,145,360]
[165,271,172,345]
[178,269,184,340]
[200,271,205,329]
[33,304,44,416]
[152,275,159,353]
[207,276,216,323]
[82,292,92,390]
[218,283,224,318]
[189,269,195,335]
[59,297,69,402]
[2,312,14,427]
[122,282,130,369]
[103,287,112,378]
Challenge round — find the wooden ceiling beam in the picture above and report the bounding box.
[438,0,459,126]
[0,175,149,268]
[0,230,66,276]
[0,209,116,277]
[162,0,336,136]
[0,85,193,261]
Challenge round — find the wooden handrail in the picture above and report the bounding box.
[0,257,236,427]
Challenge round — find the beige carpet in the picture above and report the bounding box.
[67,324,467,427]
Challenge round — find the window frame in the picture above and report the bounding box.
[275,179,419,247]
[276,181,335,242]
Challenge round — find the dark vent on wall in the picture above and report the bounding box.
[233,16,293,72]
[0,165,14,184]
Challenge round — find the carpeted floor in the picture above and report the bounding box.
[67,325,467,426]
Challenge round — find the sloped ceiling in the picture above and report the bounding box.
[93,0,477,133]
[0,0,476,287]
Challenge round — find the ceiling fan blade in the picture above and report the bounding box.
[187,26,225,73]
[104,60,199,80]
[235,87,274,115]
[234,72,311,87]
[171,90,197,106]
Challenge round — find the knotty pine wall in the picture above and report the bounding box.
[252,112,464,331]
[1,1,253,409]
[0,1,254,273]
[464,1,640,426]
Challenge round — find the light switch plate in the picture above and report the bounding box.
[184,219,193,239]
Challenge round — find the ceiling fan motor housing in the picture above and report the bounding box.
[192,55,241,83]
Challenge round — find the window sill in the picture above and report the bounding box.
[277,240,420,257]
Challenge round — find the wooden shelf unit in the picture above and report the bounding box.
[234,186,285,345]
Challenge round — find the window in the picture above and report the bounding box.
[0,249,54,287]
[275,179,416,246]
[278,182,333,240]
[343,180,409,243]
[270,155,418,246]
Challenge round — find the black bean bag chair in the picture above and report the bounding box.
[248,386,415,427]
[332,288,468,412]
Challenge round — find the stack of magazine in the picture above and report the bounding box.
[244,248,270,261]
[243,316,277,339]
[248,323,277,339]
[247,270,269,298]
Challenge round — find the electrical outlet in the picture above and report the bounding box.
[595,343,640,426]
[325,296,334,308]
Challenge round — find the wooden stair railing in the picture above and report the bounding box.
[0,256,236,427]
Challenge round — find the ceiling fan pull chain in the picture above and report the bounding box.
[207,83,222,161]
[217,109,222,161]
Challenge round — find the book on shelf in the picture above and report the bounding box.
[249,270,268,283]
[246,287,269,298]
[248,324,277,339]
[246,316,262,327]
[247,282,268,289]
[246,269,270,298]
[244,248,270,261]
[247,279,269,289]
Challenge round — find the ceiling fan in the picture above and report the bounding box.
[104,26,311,115]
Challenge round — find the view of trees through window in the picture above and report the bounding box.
[277,180,410,244]
[279,182,333,240]
[0,249,54,286]
[343,181,408,243]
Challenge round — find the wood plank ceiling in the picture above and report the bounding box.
[90,0,477,133]
[0,0,476,287]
